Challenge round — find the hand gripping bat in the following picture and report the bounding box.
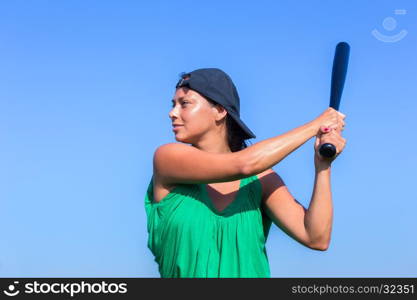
[319,42,350,158]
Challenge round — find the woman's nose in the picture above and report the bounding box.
[169,107,177,119]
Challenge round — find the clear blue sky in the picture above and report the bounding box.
[1,0,416,277]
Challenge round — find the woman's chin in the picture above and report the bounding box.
[174,134,185,142]
[174,135,192,144]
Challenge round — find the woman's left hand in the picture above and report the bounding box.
[314,125,347,168]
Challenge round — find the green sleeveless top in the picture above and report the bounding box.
[144,174,272,278]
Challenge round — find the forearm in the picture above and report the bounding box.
[242,120,319,175]
[304,165,333,249]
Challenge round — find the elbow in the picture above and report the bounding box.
[241,163,252,177]
[313,243,330,251]
[239,148,260,177]
[239,153,254,177]
[309,239,330,251]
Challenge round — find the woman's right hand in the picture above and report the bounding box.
[314,107,346,133]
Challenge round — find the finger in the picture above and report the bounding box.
[320,130,343,143]
[340,122,346,131]
[323,137,345,152]
[336,140,347,154]
[320,126,332,134]
[314,135,320,148]
[328,125,340,133]
[336,125,343,134]
[334,121,345,133]
[317,132,346,154]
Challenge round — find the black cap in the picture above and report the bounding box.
[175,68,256,139]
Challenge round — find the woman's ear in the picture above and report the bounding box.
[213,104,228,122]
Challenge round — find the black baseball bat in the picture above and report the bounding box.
[319,42,350,158]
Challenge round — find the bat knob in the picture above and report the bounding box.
[319,143,337,158]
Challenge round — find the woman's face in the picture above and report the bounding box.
[169,87,221,143]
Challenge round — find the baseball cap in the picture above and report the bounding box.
[175,68,256,139]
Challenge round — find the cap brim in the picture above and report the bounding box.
[227,111,256,139]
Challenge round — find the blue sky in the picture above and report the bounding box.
[1,0,416,277]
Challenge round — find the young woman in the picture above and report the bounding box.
[145,68,346,278]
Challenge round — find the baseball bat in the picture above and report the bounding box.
[319,42,350,158]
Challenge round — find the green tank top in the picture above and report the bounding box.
[144,174,272,278]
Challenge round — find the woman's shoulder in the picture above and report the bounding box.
[255,168,283,201]
[152,167,280,198]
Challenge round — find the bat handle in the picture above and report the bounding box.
[319,143,336,158]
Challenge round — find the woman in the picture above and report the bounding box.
[145,68,346,278]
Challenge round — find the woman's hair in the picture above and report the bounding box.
[206,98,250,152]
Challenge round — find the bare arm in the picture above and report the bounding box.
[261,125,346,251]
[154,120,320,186]
[241,120,319,176]
[304,166,332,250]
[259,167,332,251]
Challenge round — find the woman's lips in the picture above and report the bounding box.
[172,125,183,132]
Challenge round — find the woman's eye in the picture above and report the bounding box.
[171,101,189,108]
